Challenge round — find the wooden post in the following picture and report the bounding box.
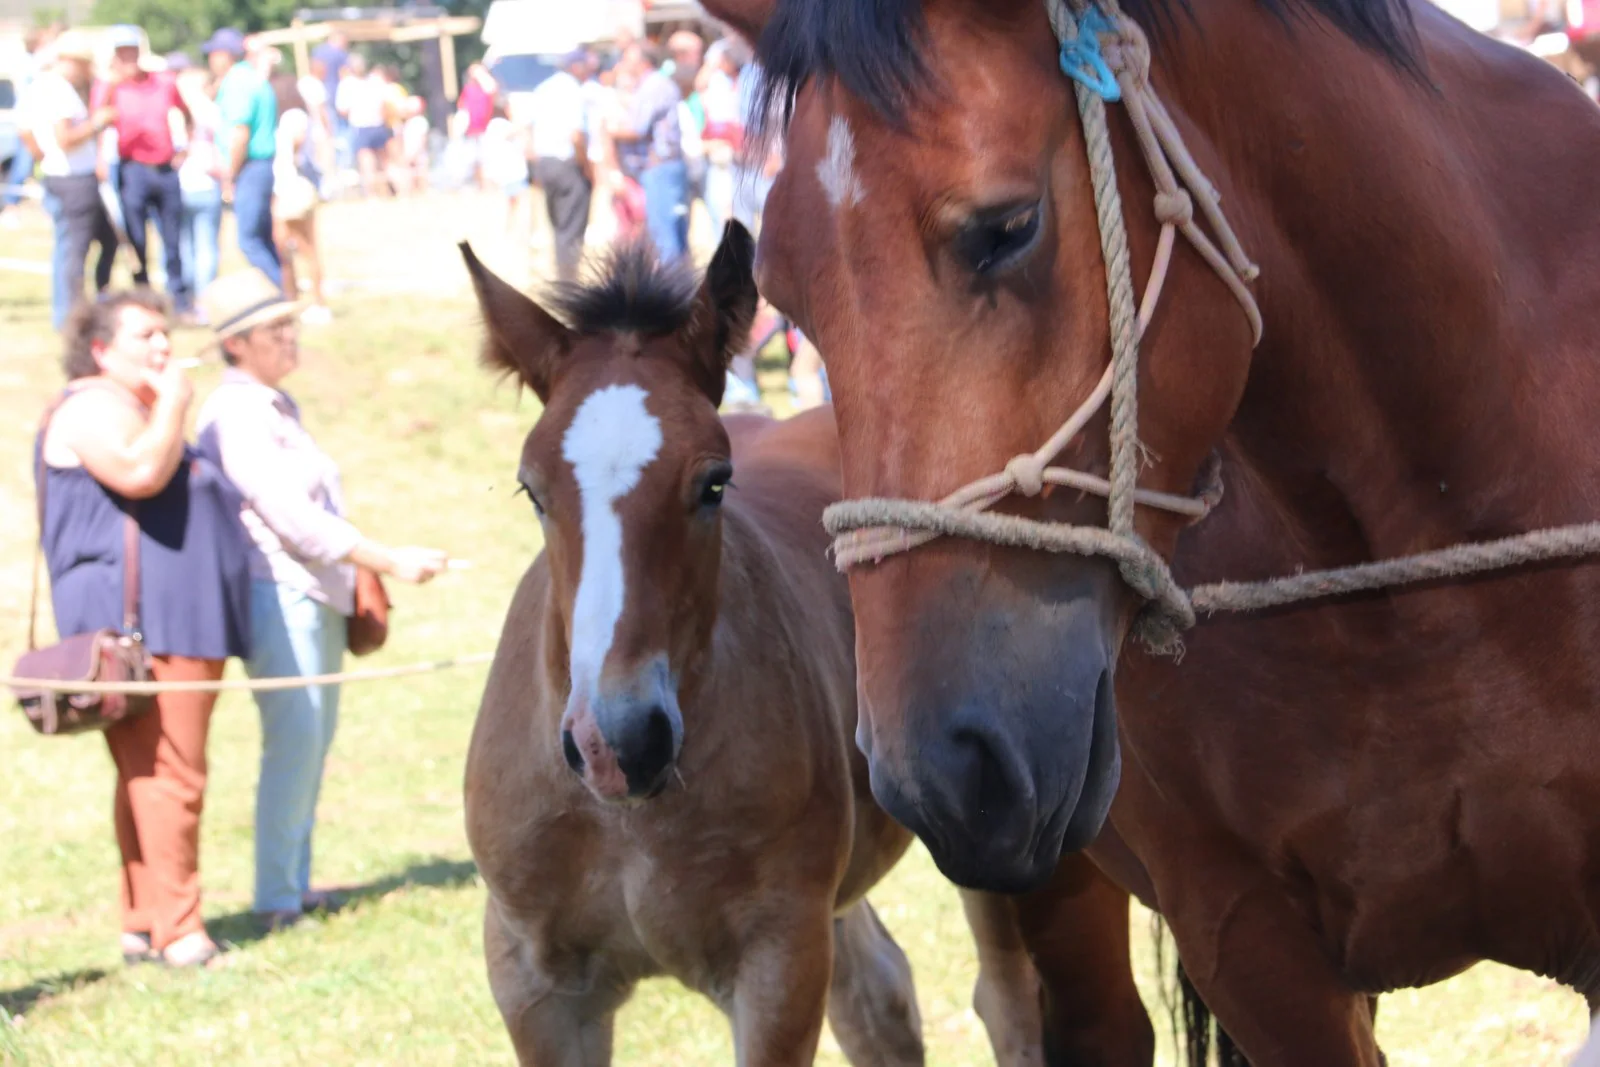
[291,17,311,79]
[440,23,459,103]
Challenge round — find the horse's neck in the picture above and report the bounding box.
[1177,3,1600,575]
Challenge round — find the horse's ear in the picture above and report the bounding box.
[459,241,571,402]
[682,222,759,407]
[697,0,775,42]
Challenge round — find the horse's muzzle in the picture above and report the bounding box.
[859,600,1122,893]
[561,658,683,802]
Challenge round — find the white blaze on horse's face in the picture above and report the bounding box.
[817,115,863,210]
[560,383,664,701]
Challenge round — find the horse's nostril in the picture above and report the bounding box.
[561,729,584,773]
[640,706,676,771]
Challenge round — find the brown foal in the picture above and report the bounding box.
[460,226,1145,1065]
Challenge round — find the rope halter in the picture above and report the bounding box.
[823,0,1262,653]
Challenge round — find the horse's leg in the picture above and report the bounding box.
[826,898,926,1067]
[960,890,1045,1067]
[728,902,835,1067]
[1161,869,1381,1067]
[484,898,622,1067]
[1005,853,1156,1067]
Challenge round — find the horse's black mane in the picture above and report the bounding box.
[751,0,1421,133]
[546,241,698,337]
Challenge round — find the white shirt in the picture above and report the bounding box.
[526,70,586,162]
[336,73,387,128]
[298,76,327,115]
[22,71,95,177]
[481,116,527,186]
[274,107,309,185]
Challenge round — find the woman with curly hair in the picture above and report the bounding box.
[36,290,252,967]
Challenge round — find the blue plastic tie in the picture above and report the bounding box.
[1059,5,1122,102]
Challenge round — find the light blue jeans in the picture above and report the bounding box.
[247,580,346,913]
[180,186,222,304]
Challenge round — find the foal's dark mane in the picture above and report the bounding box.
[751,0,1421,132]
[548,242,698,338]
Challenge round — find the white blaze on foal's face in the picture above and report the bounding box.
[561,383,664,699]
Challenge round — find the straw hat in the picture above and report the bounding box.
[53,30,94,64]
[203,270,303,341]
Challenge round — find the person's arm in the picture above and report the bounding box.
[53,104,115,153]
[207,397,447,583]
[228,124,249,179]
[54,370,192,500]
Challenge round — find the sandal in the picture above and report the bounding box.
[157,931,222,968]
[121,932,158,966]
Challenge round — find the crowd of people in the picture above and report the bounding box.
[8,16,834,968]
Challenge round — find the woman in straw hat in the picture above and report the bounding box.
[196,270,448,929]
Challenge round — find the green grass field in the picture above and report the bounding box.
[0,193,1590,1065]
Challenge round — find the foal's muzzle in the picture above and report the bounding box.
[561,657,683,803]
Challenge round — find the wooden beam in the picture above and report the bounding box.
[440,31,458,102]
[290,17,311,79]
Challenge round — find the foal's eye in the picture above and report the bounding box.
[955,202,1044,276]
[698,465,733,510]
[515,482,546,518]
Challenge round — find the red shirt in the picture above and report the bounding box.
[458,78,493,137]
[109,73,188,166]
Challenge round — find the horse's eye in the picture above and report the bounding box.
[698,466,733,510]
[955,202,1043,276]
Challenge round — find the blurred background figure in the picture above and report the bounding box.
[269,74,330,323]
[105,25,193,318]
[1,25,61,228]
[450,63,497,191]
[479,97,529,232]
[172,54,224,322]
[20,29,118,330]
[336,54,388,197]
[207,27,281,287]
[608,43,686,259]
[524,49,592,282]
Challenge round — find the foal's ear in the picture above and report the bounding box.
[696,0,775,42]
[681,222,759,407]
[460,241,571,402]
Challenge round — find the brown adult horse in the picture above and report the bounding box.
[701,0,1600,1062]
[459,225,1151,1065]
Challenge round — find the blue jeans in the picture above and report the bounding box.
[246,580,346,913]
[181,186,222,303]
[119,160,189,310]
[2,145,34,209]
[233,158,281,288]
[641,159,689,261]
[42,187,70,329]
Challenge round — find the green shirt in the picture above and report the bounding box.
[216,63,278,161]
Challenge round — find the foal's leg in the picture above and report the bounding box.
[826,898,925,1067]
[960,890,1046,1067]
[729,902,836,1067]
[1011,854,1155,1067]
[484,898,623,1067]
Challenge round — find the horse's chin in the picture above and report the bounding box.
[863,625,1123,895]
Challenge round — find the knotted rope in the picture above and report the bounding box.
[823,0,1600,653]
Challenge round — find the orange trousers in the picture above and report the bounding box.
[103,655,224,950]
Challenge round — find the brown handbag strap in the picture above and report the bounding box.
[30,386,146,649]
